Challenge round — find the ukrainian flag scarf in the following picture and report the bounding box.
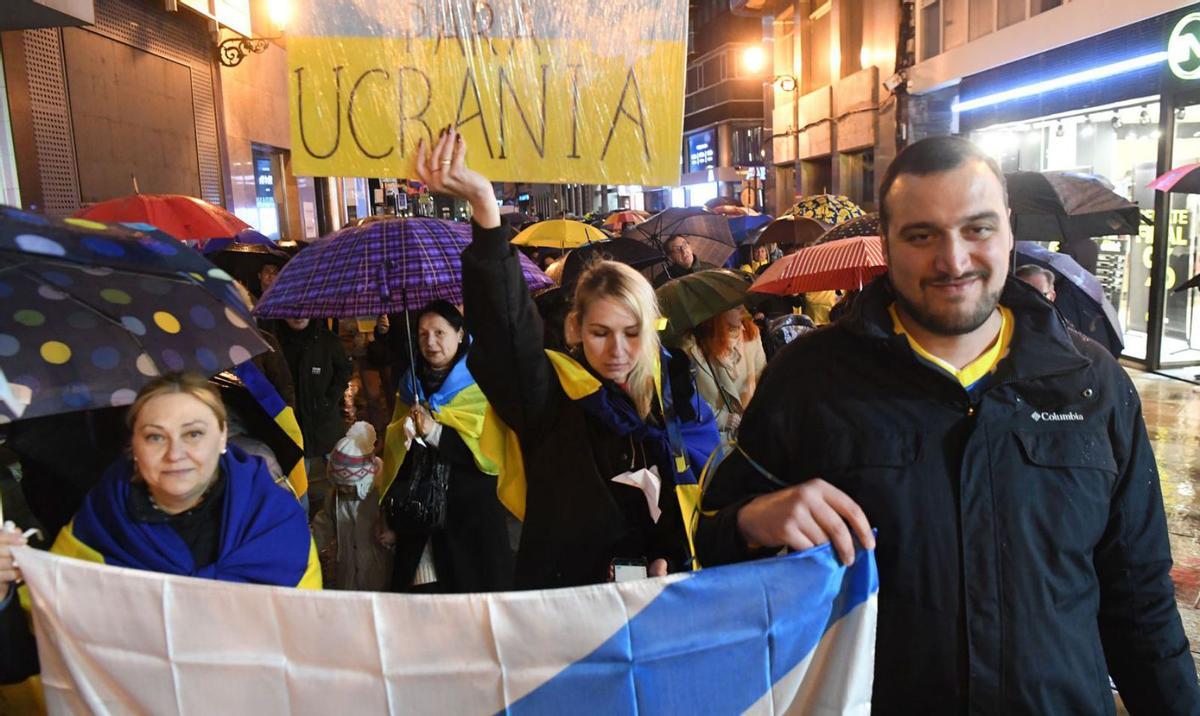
[380,352,504,499]
[529,350,719,568]
[54,445,319,588]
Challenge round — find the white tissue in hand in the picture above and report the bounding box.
[611,466,662,523]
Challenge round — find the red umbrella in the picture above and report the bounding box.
[1148,163,1200,194]
[74,194,252,243]
[750,236,887,295]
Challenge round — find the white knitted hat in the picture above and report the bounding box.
[329,422,377,485]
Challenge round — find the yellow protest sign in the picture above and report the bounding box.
[288,1,687,186]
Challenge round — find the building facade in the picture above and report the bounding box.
[0,0,319,242]
[907,0,1200,372]
[736,0,903,215]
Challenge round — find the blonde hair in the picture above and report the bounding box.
[126,372,227,431]
[567,261,661,418]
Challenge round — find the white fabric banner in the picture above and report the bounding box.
[13,545,877,715]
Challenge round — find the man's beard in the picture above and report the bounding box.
[893,271,1002,336]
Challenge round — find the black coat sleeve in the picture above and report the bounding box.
[461,220,563,440]
[695,347,804,567]
[0,589,39,684]
[325,334,353,406]
[1097,375,1200,714]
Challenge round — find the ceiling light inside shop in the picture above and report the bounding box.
[1112,116,1123,130]
[1139,107,1152,124]
[1080,120,1096,137]
[1178,107,1188,121]
[1055,122,1065,138]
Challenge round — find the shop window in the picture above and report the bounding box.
[0,51,20,207]
[997,0,1024,30]
[805,1,833,91]
[920,0,941,60]
[942,0,967,52]
[1030,0,1061,16]
[968,0,994,41]
[840,150,876,208]
[702,55,725,87]
[732,127,763,167]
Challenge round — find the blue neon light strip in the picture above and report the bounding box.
[952,51,1168,113]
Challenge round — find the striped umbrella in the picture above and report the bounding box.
[750,236,887,296]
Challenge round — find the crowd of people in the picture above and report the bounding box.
[0,130,1198,713]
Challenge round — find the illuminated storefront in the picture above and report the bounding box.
[954,4,1200,373]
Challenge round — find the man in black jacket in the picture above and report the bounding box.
[697,135,1200,714]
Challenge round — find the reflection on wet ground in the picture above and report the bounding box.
[1133,368,1200,674]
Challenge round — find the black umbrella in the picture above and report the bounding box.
[1006,171,1142,241]
[704,196,743,210]
[751,214,829,248]
[622,208,736,276]
[207,242,289,294]
[560,238,666,291]
[817,213,881,243]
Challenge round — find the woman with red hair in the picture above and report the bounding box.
[684,307,766,442]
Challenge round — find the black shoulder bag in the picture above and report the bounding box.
[382,438,450,535]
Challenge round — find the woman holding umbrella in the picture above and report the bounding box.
[417,129,719,589]
[378,300,515,593]
[0,372,320,684]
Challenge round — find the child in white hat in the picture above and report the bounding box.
[311,422,394,590]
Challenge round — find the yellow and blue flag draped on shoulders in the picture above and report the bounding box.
[381,354,520,511]
[232,362,308,499]
[49,446,320,590]
[538,350,719,569]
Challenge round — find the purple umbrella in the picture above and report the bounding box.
[1015,240,1123,357]
[254,217,552,318]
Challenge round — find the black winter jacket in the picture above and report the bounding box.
[462,220,695,589]
[697,276,1200,715]
[278,321,352,458]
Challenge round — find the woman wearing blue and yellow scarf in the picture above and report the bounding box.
[0,373,320,685]
[379,300,515,593]
[416,129,720,589]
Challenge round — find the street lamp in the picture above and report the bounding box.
[217,0,289,67]
[742,46,768,75]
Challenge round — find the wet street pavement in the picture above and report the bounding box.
[1134,368,1200,675]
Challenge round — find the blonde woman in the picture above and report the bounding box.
[417,128,719,589]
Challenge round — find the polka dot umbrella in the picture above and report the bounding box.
[0,206,270,423]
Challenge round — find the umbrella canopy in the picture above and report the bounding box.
[784,195,867,226]
[655,269,754,347]
[752,214,829,248]
[560,238,667,291]
[818,213,881,243]
[254,217,553,318]
[207,243,290,293]
[512,219,607,249]
[0,206,269,421]
[623,207,736,270]
[704,197,743,210]
[710,205,760,217]
[727,214,774,245]
[1006,171,1141,241]
[1014,241,1123,357]
[1148,163,1200,194]
[74,194,252,243]
[602,210,649,230]
[751,236,887,296]
[203,229,276,254]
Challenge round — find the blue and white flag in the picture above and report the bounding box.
[13,544,877,715]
